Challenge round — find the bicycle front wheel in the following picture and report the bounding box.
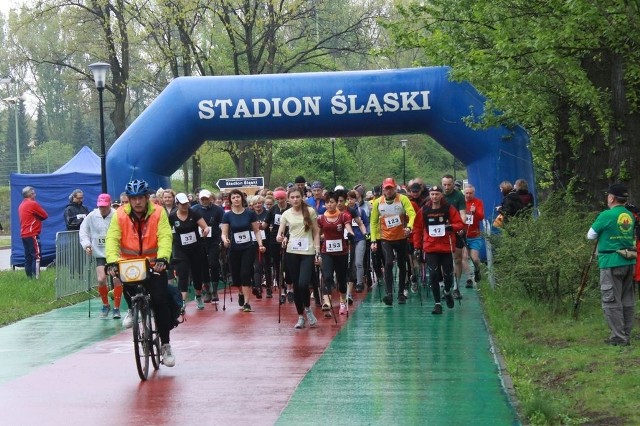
[133,303,151,380]
[149,309,161,370]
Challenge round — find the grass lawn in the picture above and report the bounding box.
[481,282,640,425]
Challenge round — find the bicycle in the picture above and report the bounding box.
[111,258,162,381]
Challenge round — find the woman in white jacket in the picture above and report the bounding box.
[79,194,125,322]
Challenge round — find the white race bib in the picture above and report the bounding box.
[274,214,282,225]
[351,219,357,227]
[428,224,446,237]
[251,230,266,241]
[384,215,402,229]
[76,214,86,220]
[465,215,474,225]
[180,231,197,246]
[96,237,105,247]
[326,239,343,253]
[233,230,251,244]
[290,237,309,251]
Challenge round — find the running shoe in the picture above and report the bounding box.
[255,287,263,299]
[238,293,245,307]
[339,303,347,315]
[321,303,331,311]
[196,296,205,310]
[403,289,409,298]
[242,303,252,312]
[294,316,305,329]
[431,303,443,315]
[411,282,418,293]
[112,308,121,319]
[453,288,462,300]
[100,304,110,319]
[382,294,393,306]
[266,287,273,298]
[466,279,474,289]
[122,310,133,328]
[444,291,455,309]
[279,294,286,305]
[202,286,212,303]
[474,269,481,283]
[306,308,317,327]
[398,294,407,304]
[161,344,175,367]
[211,292,219,302]
[355,284,364,293]
[287,291,294,303]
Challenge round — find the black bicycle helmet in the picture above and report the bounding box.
[125,179,151,196]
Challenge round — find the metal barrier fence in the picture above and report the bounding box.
[54,230,96,299]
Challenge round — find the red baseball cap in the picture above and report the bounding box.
[97,193,112,207]
[382,178,396,189]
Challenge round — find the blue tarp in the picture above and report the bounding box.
[10,146,101,267]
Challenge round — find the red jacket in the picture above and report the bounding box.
[413,200,464,254]
[465,197,485,238]
[19,198,48,238]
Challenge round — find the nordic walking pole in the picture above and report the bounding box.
[448,234,462,306]
[573,242,598,320]
[278,245,285,323]
[346,237,352,319]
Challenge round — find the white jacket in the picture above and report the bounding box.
[79,207,115,259]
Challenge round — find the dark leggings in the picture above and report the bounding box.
[425,252,454,303]
[229,246,256,286]
[202,241,222,283]
[284,252,314,315]
[320,253,348,295]
[253,246,272,288]
[381,239,408,295]
[174,247,204,292]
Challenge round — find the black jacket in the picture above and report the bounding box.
[64,202,90,230]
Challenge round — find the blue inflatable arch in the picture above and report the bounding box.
[107,66,535,214]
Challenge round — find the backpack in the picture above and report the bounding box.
[166,284,184,328]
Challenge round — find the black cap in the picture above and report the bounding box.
[294,176,306,184]
[429,185,443,193]
[409,183,422,192]
[607,183,629,198]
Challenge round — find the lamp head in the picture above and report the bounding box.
[88,62,111,89]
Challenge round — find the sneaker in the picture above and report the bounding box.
[321,303,331,311]
[347,294,354,305]
[255,287,263,299]
[100,304,110,319]
[398,294,407,304]
[604,336,630,346]
[266,287,273,298]
[411,282,418,293]
[196,296,205,310]
[242,303,252,312]
[453,289,462,300]
[444,291,455,309]
[355,284,364,293]
[211,292,219,302]
[122,310,133,328]
[431,303,443,315]
[403,289,409,298]
[294,316,305,329]
[474,269,481,283]
[238,293,245,307]
[339,303,347,315]
[279,294,287,305]
[287,291,294,303]
[466,279,474,289]
[112,308,121,319]
[161,344,175,367]
[382,294,393,306]
[306,308,318,327]
[202,289,212,303]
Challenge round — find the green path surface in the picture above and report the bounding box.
[0,299,124,384]
[278,287,520,425]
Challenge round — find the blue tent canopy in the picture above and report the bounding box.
[10,146,102,267]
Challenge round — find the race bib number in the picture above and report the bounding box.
[428,224,445,237]
[96,237,105,247]
[290,237,309,251]
[465,215,474,225]
[352,219,357,227]
[274,214,282,226]
[251,230,266,241]
[199,227,212,238]
[326,239,343,253]
[384,215,402,229]
[180,231,197,246]
[76,214,86,220]
[233,231,251,244]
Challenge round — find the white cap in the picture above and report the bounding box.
[199,189,212,199]
[334,185,345,191]
[175,193,189,204]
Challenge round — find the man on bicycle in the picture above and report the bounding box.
[105,179,176,367]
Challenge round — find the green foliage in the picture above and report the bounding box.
[490,193,598,307]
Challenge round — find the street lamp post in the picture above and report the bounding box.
[88,62,111,193]
[401,139,408,186]
[3,96,22,173]
[331,137,336,188]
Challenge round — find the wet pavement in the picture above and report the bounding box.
[0,283,520,425]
